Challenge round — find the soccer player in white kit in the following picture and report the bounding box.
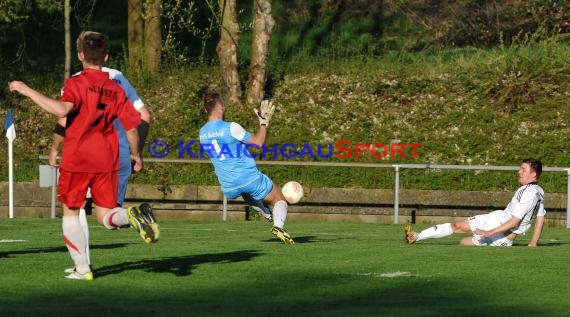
[405,159,545,247]
[199,91,294,244]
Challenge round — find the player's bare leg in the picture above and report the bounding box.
[460,236,476,246]
[450,219,472,233]
[62,205,92,280]
[405,219,472,244]
[95,204,159,243]
[265,184,294,244]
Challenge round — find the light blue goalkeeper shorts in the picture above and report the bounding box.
[223,173,273,201]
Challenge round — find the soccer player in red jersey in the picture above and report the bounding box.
[9,31,159,280]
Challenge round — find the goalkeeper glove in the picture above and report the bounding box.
[253,100,275,127]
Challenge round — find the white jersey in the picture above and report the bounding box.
[495,183,545,234]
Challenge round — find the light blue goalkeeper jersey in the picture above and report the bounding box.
[103,67,144,161]
[199,119,262,194]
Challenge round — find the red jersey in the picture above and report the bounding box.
[59,68,141,172]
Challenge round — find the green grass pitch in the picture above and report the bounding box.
[1,219,569,317]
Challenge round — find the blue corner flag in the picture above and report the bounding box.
[3,108,16,142]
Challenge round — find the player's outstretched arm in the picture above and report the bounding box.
[247,125,267,147]
[125,128,142,172]
[8,81,72,117]
[528,215,545,247]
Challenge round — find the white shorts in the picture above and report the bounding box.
[468,210,513,247]
[471,233,513,247]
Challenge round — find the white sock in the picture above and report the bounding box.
[416,223,453,241]
[62,216,90,274]
[102,207,129,229]
[78,209,90,266]
[272,200,288,229]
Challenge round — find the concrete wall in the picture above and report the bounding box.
[0,182,567,227]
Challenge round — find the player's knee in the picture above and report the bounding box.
[459,236,475,246]
[451,221,467,233]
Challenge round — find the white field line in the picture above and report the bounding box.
[0,239,28,243]
[349,271,413,278]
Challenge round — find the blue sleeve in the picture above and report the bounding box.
[113,73,142,105]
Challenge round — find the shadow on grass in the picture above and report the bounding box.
[0,243,131,259]
[280,234,353,244]
[287,235,319,243]
[402,237,569,247]
[1,274,554,317]
[94,249,263,278]
[534,241,566,247]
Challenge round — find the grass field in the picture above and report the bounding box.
[1,219,569,317]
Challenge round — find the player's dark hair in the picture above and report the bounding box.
[76,31,109,66]
[523,158,542,178]
[204,91,223,115]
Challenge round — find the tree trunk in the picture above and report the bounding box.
[216,0,241,106]
[128,0,144,72]
[64,0,71,79]
[246,0,274,106]
[144,0,162,74]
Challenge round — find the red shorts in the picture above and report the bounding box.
[57,170,118,209]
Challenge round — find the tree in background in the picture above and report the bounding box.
[145,0,162,73]
[216,0,241,105]
[245,0,274,106]
[128,0,162,74]
[64,0,71,79]
[217,0,274,108]
[128,0,144,71]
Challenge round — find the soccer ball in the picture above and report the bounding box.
[282,181,304,204]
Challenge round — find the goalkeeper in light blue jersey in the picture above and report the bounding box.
[199,91,294,244]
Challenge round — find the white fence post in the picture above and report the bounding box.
[51,167,57,219]
[393,165,400,225]
[566,169,570,229]
[223,195,228,221]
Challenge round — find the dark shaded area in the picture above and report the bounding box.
[2,0,569,83]
[94,249,263,278]
[0,273,554,317]
[0,221,567,317]
[0,243,130,259]
[269,0,385,60]
[439,0,570,47]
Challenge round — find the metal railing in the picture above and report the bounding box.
[38,156,570,228]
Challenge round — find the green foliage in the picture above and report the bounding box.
[161,0,219,65]
[266,0,384,63]
[439,0,570,47]
[2,39,569,193]
[0,0,28,23]
[1,0,570,194]
[0,0,69,75]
